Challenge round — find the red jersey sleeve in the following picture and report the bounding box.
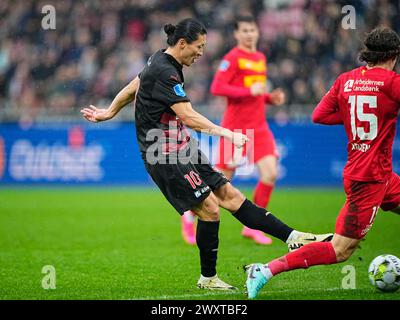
[312,78,343,125]
[390,74,400,102]
[210,55,252,98]
[264,93,271,104]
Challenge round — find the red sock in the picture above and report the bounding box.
[268,242,337,276]
[253,181,274,209]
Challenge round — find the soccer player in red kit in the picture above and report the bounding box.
[181,15,286,245]
[245,26,400,298]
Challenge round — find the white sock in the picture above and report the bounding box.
[261,264,274,280]
[286,230,302,243]
[199,274,217,281]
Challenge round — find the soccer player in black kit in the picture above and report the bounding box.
[81,18,332,290]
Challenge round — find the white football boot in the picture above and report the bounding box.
[197,275,238,290]
[287,232,333,252]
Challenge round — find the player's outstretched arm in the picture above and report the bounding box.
[312,96,342,125]
[171,101,249,148]
[81,76,139,123]
[312,79,343,125]
[211,80,265,98]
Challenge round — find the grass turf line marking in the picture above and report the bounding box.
[133,287,342,300]
[134,291,242,300]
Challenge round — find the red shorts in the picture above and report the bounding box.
[216,128,279,171]
[335,172,400,239]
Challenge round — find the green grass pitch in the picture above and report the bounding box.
[0,187,399,300]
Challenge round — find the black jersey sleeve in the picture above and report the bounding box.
[152,69,190,107]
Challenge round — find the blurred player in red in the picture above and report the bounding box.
[245,26,400,298]
[181,15,286,245]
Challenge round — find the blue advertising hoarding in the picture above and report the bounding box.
[0,121,399,186]
[0,122,149,185]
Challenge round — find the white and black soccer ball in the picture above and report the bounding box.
[368,254,400,292]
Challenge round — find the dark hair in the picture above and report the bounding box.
[234,15,256,30]
[359,26,400,65]
[163,18,207,46]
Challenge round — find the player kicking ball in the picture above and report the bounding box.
[245,26,400,298]
[82,18,332,291]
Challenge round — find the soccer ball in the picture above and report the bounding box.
[368,254,400,292]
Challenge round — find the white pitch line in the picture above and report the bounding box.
[132,287,342,300]
[134,291,241,300]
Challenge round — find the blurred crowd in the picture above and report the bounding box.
[0,0,399,122]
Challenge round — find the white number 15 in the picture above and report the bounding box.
[348,95,377,141]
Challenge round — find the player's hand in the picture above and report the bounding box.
[80,105,113,123]
[270,88,286,105]
[228,145,246,168]
[250,82,266,96]
[231,131,249,148]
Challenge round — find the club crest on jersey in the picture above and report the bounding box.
[219,60,230,71]
[173,84,186,97]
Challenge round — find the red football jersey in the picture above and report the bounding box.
[210,47,272,130]
[313,66,400,182]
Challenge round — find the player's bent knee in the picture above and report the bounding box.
[220,184,245,211]
[332,241,358,263]
[192,191,221,221]
[199,196,220,221]
[207,206,220,221]
[258,159,278,184]
[227,185,245,202]
[230,188,245,210]
[260,170,277,185]
[215,183,244,202]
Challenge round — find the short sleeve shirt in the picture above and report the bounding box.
[135,50,194,164]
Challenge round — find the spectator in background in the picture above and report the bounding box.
[0,0,399,122]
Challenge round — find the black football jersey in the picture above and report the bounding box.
[135,50,196,164]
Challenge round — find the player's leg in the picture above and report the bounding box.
[260,233,359,275]
[381,172,400,215]
[213,182,332,247]
[191,192,220,279]
[331,234,361,262]
[245,231,362,298]
[191,192,237,290]
[244,179,386,298]
[254,155,278,207]
[207,178,291,242]
[252,129,279,209]
[217,132,270,245]
[241,155,278,245]
[217,152,274,244]
[241,128,279,244]
[244,233,357,298]
[180,168,235,246]
[146,160,234,289]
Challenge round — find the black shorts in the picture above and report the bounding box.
[144,150,229,215]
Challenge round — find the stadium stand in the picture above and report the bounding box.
[0,0,399,122]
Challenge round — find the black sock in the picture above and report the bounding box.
[196,220,219,277]
[232,199,293,242]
